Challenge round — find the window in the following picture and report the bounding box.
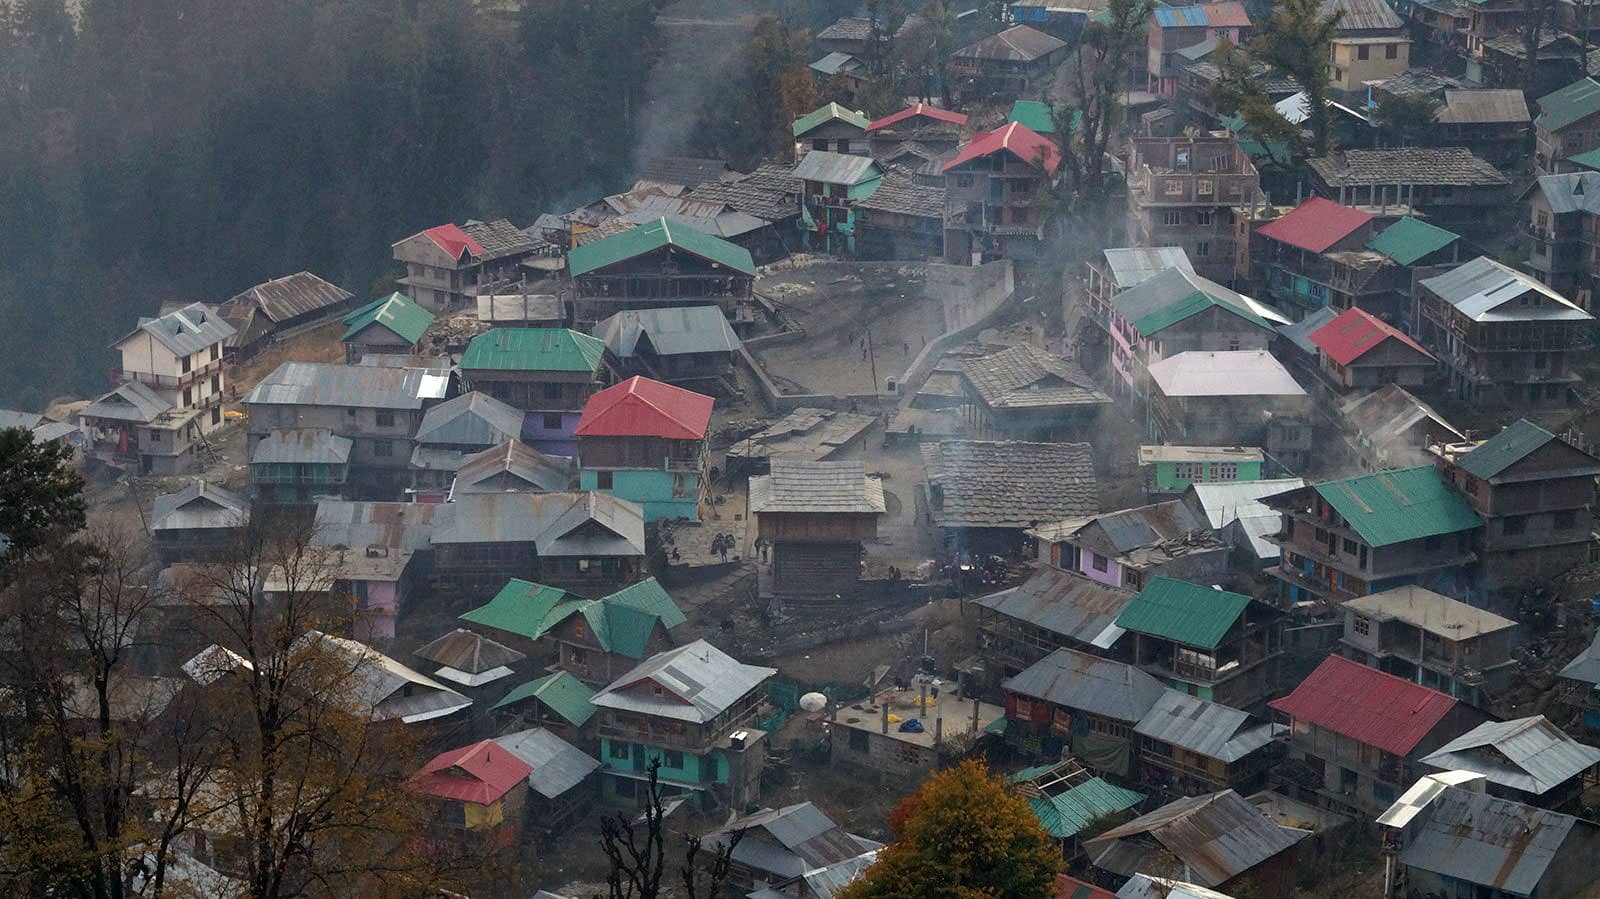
[1357,44,1370,60]
[1196,179,1214,196]
[345,407,357,417]
[597,471,613,489]
[1504,515,1526,536]
[1353,615,1371,636]
[373,440,393,458]
[1162,210,1182,227]
[440,801,465,826]
[661,750,684,769]
[610,742,631,760]
[181,354,192,373]
[1195,210,1213,226]
[211,407,220,425]
[1163,179,1185,197]
[210,345,219,362]
[1195,241,1210,258]
[211,375,220,394]
[183,387,193,406]
[148,430,163,443]
[543,412,563,430]
[1343,538,1358,554]
[375,411,395,428]
[544,382,563,400]
[1091,553,1108,572]
[1385,43,1398,59]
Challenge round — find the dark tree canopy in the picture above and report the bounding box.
[0,427,85,567]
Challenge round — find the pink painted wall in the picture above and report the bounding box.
[1076,548,1125,588]
[1108,310,1147,392]
[354,580,400,642]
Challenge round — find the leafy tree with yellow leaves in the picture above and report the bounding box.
[839,760,1061,899]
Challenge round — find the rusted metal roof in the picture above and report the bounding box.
[1004,647,1165,723]
[1398,787,1576,895]
[1085,790,1307,887]
[972,567,1134,649]
[954,24,1066,61]
[1418,716,1600,796]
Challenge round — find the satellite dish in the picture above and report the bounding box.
[799,692,828,713]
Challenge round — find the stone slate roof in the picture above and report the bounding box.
[683,163,801,223]
[461,219,540,262]
[1436,89,1530,124]
[748,459,886,515]
[960,344,1111,410]
[221,272,354,325]
[1378,68,1465,98]
[922,440,1097,528]
[635,156,729,189]
[853,170,946,218]
[954,24,1067,62]
[1308,148,1508,188]
[1321,0,1404,32]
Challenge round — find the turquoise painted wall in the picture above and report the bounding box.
[579,469,701,522]
[599,738,728,786]
[1150,459,1263,492]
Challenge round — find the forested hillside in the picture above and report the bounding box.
[0,0,685,408]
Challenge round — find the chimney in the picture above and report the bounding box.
[881,701,889,734]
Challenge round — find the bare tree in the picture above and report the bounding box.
[597,759,743,899]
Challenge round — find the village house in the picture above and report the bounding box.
[922,439,1098,558]
[241,361,456,499]
[1134,690,1282,796]
[1101,267,1285,401]
[1418,716,1600,810]
[1322,0,1410,93]
[969,568,1137,685]
[1144,351,1309,451]
[1340,586,1519,706]
[1084,247,1193,326]
[1012,763,1146,862]
[1305,148,1510,224]
[1473,31,1590,93]
[1116,577,1282,707]
[491,670,596,745]
[589,639,774,809]
[828,686,1005,783]
[725,406,876,474]
[591,306,741,388]
[948,24,1069,102]
[1560,634,1600,731]
[791,102,871,158]
[1389,0,1471,58]
[865,103,968,158]
[1262,466,1482,606]
[458,576,684,686]
[566,218,757,328]
[310,500,441,642]
[749,460,885,598]
[1176,60,1300,121]
[1528,169,1600,304]
[80,303,235,475]
[430,492,645,596]
[636,156,731,192]
[340,292,435,363]
[1139,445,1264,494]
[1145,3,1250,96]
[392,219,541,310]
[1432,89,1530,168]
[958,343,1111,441]
[1269,654,1483,814]
[1535,76,1600,173]
[1003,648,1167,777]
[1125,136,1264,284]
[459,327,608,457]
[792,151,883,256]
[1180,478,1306,569]
[449,439,574,497]
[1082,790,1308,897]
[680,163,805,263]
[700,802,879,894]
[217,271,355,359]
[150,481,250,565]
[941,122,1060,265]
[1431,419,1600,596]
[1415,257,1595,408]
[408,391,527,497]
[810,52,869,106]
[851,170,948,260]
[412,628,525,689]
[1250,196,1381,315]
[475,292,563,330]
[1307,306,1436,390]
[575,376,712,523]
[492,727,602,838]
[1031,501,1230,592]
[406,739,532,851]
[1381,782,1600,899]
[1337,383,1465,472]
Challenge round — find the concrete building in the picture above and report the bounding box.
[1125,136,1264,284]
[1322,0,1410,93]
[575,377,713,523]
[1117,577,1283,707]
[392,219,541,311]
[1340,586,1519,706]
[942,122,1060,264]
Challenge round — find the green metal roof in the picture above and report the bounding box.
[1314,465,1482,547]
[490,670,596,725]
[602,577,688,629]
[1365,217,1460,266]
[1536,77,1600,132]
[340,292,435,345]
[460,327,607,372]
[1220,113,1247,133]
[1008,100,1057,134]
[567,217,756,278]
[1568,147,1600,171]
[1456,419,1556,482]
[459,579,574,640]
[1131,288,1272,337]
[792,101,870,138]
[1027,778,1146,839]
[1115,577,1252,649]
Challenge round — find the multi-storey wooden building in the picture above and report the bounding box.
[942,122,1059,265]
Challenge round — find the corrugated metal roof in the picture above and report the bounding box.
[1364,216,1460,266]
[150,481,249,532]
[590,639,775,724]
[1185,479,1303,528]
[1115,874,1237,899]
[1309,307,1434,366]
[791,150,881,186]
[953,23,1067,60]
[1456,419,1562,481]
[250,428,352,465]
[494,727,600,799]
[972,567,1134,649]
[414,628,525,675]
[1343,586,1517,638]
[1536,171,1600,215]
[1147,351,1305,397]
[1030,778,1146,838]
[575,376,713,440]
[1154,2,1250,27]
[1418,716,1600,795]
[1276,306,1339,356]
[1135,690,1278,763]
[1004,647,1166,723]
[79,381,176,424]
[305,631,471,723]
[1113,268,1284,338]
[1559,631,1600,685]
[567,217,756,278]
[1338,384,1464,459]
[458,579,573,640]
[944,122,1060,174]
[116,302,237,357]
[490,671,597,725]
[805,851,879,899]
[460,327,606,373]
[1535,76,1600,131]
[792,102,870,138]
[1311,465,1481,547]
[1115,578,1250,650]
[1085,790,1306,887]
[592,305,742,358]
[1007,99,1057,133]
[0,408,44,430]
[476,293,563,325]
[1101,247,1194,290]
[451,439,575,495]
[749,459,886,514]
[341,292,434,345]
[810,51,863,75]
[243,361,451,410]
[1375,770,1487,827]
[413,223,484,259]
[1398,787,1576,895]
[1256,197,1374,253]
[868,103,967,132]
[1269,654,1457,756]
[707,802,872,877]
[432,491,645,557]
[414,391,526,448]
[406,739,531,804]
[1419,257,1592,323]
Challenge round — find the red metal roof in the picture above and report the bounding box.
[1254,197,1374,253]
[575,376,714,440]
[424,223,485,260]
[406,739,531,805]
[1055,874,1116,899]
[944,122,1060,175]
[1309,307,1435,366]
[1200,1,1251,27]
[1269,654,1457,756]
[868,103,969,131]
